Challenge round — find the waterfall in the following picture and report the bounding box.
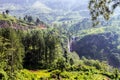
[68,38,70,52]
[68,36,76,52]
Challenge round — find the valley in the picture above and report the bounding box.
[0,0,120,80]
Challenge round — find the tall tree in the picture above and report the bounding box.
[2,12,6,18]
[23,29,62,69]
[0,28,24,79]
[27,16,33,23]
[35,18,41,25]
[5,10,10,14]
[0,36,11,69]
[0,28,24,72]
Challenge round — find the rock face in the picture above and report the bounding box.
[0,20,11,28]
[71,32,120,68]
[0,20,26,30]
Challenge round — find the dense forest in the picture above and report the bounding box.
[1,0,120,80]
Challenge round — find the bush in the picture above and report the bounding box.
[39,77,48,80]
[0,70,8,80]
[14,69,38,80]
[60,71,70,79]
[50,70,61,79]
[56,58,67,71]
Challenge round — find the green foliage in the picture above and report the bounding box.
[0,14,120,80]
[50,70,61,78]
[14,69,38,80]
[69,58,74,66]
[55,58,67,71]
[0,28,24,79]
[35,18,41,25]
[0,36,11,69]
[0,27,119,79]
[0,14,16,23]
[78,27,105,37]
[88,0,120,26]
[23,29,63,69]
[5,10,10,14]
[27,16,34,23]
[0,69,8,80]
[70,26,120,68]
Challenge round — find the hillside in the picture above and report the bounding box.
[0,13,47,30]
[0,14,120,80]
[69,27,120,68]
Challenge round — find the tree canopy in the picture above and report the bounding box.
[89,0,120,26]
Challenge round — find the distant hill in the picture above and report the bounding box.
[0,0,90,23]
[0,0,89,10]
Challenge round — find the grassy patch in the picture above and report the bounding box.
[0,14,16,23]
[78,27,105,37]
[29,70,50,79]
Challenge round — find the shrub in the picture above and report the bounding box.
[60,71,70,79]
[50,70,61,79]
[0,70,8,80]
[14,69,38,80]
